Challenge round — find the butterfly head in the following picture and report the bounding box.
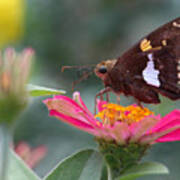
[94,59,117,81]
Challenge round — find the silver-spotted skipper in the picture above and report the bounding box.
[95,17,180,105]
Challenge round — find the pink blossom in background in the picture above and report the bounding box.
[14,142,47,168]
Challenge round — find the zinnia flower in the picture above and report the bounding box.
[44,92,180,177]
[44,92,180,145]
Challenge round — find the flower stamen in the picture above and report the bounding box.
[95,103,154,126]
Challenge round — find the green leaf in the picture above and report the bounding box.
[115,162,169,180]
[27,84,66,97]
[44,149,104,180]
[8,150,40,180]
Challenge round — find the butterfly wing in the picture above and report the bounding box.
[109,17,180,103]
[149,35,180,99]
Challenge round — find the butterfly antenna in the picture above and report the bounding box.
[61,66,77,72]
[61,65,95,72]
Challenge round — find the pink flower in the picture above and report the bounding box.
[14,142,47,168]
[43,92,180,145]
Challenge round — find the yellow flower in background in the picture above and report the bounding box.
[0,0,24,47]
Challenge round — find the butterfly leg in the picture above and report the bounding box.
[72,71,92,91]
[116,96,121,105]
[94,87,112,114]
[106,91,110,102]
[135,98,144,108]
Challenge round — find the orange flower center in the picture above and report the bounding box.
[95,103,154,125]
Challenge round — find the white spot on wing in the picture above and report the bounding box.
[178,72,180,79]
[142,54,160,87]
[173,21,180,28]
[178,60,180,71]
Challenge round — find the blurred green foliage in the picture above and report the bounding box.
[11,0,180,179]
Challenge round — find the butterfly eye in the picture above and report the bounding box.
[98,66,107,74]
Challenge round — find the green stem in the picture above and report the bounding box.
[107,164,113,180]
[0,125,11,180]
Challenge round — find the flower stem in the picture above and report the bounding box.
[107,164,113,180]
[0,125,11,180]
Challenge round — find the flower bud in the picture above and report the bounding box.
[0,48,34,125]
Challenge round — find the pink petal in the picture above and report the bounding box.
[53,95,82,107]
[140,125,180,144]
[109,122,130,144]
[97,99,107,112]
[140,110,180,143]
[156,128,180,142]
[73,91,95,119]
[150,110,180,133]
[95,125,116,142]
[44,98,88,123]
[49,109,96,134]
[43,95,99,127]
[129,116,160,142]
[43,95,79,112]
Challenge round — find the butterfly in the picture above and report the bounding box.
[95,17,180,105]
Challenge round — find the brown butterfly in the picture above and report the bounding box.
[95,17,180,105]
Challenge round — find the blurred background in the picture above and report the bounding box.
[2,0,180,179]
